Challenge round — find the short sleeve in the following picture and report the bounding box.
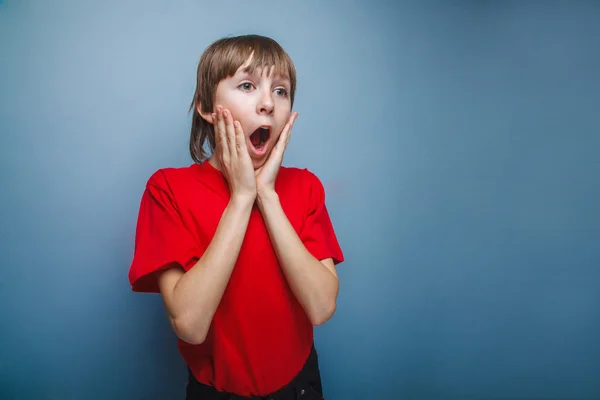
[299,171,344,265]
[128,170,202,293]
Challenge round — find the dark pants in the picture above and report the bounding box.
[186,345,324,400]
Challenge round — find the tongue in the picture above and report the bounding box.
[250,130,261,147]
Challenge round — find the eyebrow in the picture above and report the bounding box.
[238,70,290,86]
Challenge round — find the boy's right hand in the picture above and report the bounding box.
[213,106,256,203]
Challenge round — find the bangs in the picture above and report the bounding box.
[210,35,295,83]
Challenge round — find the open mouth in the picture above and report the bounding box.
[249,126,271,151]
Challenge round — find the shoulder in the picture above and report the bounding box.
[145,164,199,191]
[279,166,327,203]
[279,166,323,189]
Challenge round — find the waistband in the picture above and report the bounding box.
[186,344,322,400]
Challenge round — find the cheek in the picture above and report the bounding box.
[214,90,247,116]
[270,130,283,145]
[228,102,255,124]
[277,99,292,114]
[274,107,290,123]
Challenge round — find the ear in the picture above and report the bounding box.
[196,103,214,124]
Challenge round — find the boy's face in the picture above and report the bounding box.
[204,55,293,170]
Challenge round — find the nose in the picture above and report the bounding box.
[256,87,274,115]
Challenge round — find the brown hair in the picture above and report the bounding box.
[189,34,297,163]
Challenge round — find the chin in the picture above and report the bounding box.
[250,146,276,170]
[252,158,266,170]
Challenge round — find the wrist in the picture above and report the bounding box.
[229,193,255,210]
[256,189,279,208]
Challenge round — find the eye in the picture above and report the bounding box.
[238,82,255,91]
[274,88,288,97]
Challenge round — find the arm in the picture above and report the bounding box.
[157,106,257,345]
[257,191,339,326]
[157,195,254,345]
[253,112,339,326]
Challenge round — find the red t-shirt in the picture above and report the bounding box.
[128,161,344,396]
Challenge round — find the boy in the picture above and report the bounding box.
[129,34,344,399]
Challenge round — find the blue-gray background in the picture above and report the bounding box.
[1,1,599,399]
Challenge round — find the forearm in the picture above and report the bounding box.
[257,191,338,325]
[170,195,253,342]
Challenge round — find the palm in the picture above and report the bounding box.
[255,153,280,189]
[255,112,297,193]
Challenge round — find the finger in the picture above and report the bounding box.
[281,113,297,149]
[213,111,228,158]
[273,122,291,159]
[222,109,236,156]
[289,111,298,126]
[284,112,298,149]
[233,120,247,154]
[216,107,229,157]
[223,109,237,158]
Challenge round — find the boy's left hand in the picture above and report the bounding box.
[255,112,298,197]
